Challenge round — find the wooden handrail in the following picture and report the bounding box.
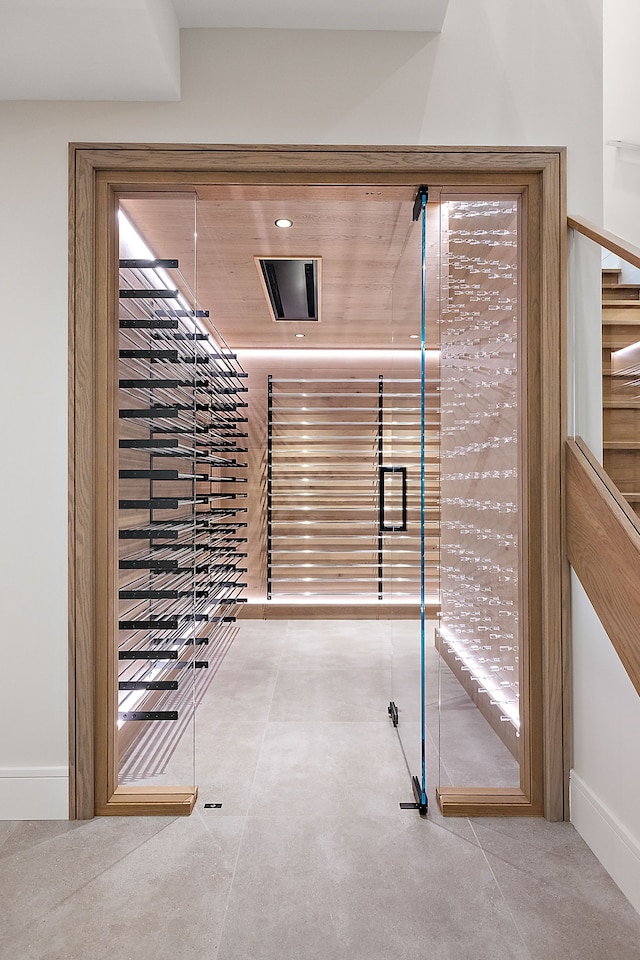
[568,215,640,271]
[565,437,640,696]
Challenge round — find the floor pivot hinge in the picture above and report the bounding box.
[411,775,428,817]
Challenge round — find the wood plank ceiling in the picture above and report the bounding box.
[119,184,426,350]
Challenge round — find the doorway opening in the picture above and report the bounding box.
[69,144,566,820]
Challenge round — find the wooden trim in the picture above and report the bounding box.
[94,177,119,811]
[435,165,564,818]
[568,215,640,271]
[565,437,640,697]
[69,147,98,820]
[521,175,541,814]
[68,145,77,821]
[69,144,566,819]
[541,155,566,821]
[96,785,197,817]
[559,150,573,820]
[437,787,543,817]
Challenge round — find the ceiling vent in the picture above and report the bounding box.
[256,257,321,322]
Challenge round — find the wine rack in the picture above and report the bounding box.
[117,258,248,781]
[266,375,439,601]
[436,198,521,761]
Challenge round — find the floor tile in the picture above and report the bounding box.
[2,815,245,960]
[193,720,269,815]
[196,662,280,722]
[0,817,178,941]
[216,814,530,960]
[219,619,287,663]
[281,619,392,667]
[248,721,409,817]
[268,664,392,721]
[479,831,640,960]
[0,819,28,854]
[3,619,639,960]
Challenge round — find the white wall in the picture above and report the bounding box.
[564,0,640,913]
[570,575,640,915]
[0,0,609,886]
[604,0,640,245]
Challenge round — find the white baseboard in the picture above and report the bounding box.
[0,766,68,820]
[570,770,640,915]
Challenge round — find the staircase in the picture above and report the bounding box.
[602,266,640,516]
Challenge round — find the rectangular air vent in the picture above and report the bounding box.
[255,257,321,322]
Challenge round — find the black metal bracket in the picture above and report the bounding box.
[412,185,428,222]
[412,775,428,817]
[118,711,178,721]
[119,258,178,269]
[388,701,399,727]
[266,375,273,600]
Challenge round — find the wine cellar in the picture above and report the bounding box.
[70,145,565,820]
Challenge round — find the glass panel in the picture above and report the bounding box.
[116,193,199,790]
[437,196,522,791]
[600,248,640,505]
[567,228,603,453]
[568,226,640,509]
[116,192,250,797]
[389,189,440,811]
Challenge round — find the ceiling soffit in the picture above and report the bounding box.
[0,0,448,101]
[172,0,449,32]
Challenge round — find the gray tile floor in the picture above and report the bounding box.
[2,620,640,960]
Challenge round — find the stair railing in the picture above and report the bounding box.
[567,216,640,699]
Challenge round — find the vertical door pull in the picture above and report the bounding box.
[379,466,407,532]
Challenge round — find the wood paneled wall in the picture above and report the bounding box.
[236,350,437,616]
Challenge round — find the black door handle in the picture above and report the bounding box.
[379,466,407,532]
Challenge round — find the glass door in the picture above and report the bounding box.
[388,187,441,815]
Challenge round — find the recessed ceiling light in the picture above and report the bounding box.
[409,334,420,339]
[295,333,305,338]
[275,218,293,228]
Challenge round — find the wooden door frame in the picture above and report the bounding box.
[69,143,567,819]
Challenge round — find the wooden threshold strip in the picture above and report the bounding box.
[95,785,198,817]
[565,437,640,697]
[437,788,542,817]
